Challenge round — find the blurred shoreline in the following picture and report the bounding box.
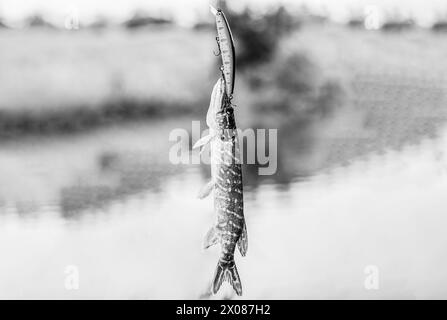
[1,21,446,140]
[0,26,214,138]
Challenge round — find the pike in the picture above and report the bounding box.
[193,6,247,296]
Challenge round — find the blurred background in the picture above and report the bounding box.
[1,0,447,299]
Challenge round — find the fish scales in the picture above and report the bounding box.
[212,99,244,264]
[209,80,246,295]
[194,77,247,296]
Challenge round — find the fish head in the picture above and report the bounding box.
[206,78,224,131]
[206,78,226,131]
[206,78,238,146]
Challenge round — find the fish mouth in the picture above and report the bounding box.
[206,78,225,129]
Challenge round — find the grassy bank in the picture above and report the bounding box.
[0,27,215,137]
[0,97,207,138]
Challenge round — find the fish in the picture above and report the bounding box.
[193,77,247,296]
[210,5,236,97]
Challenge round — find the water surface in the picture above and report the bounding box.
[1,117,447,299]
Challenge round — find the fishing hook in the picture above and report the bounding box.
[213,36,221,56]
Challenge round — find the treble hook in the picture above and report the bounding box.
[213,36,221,56]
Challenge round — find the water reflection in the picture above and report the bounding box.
[60,151,181,218]
[1,97,447,298]
[2,88,447,220]
[56,120,314,218]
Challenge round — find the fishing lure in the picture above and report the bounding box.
[210,5,236,98]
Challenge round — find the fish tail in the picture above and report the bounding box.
[212,259,242,296]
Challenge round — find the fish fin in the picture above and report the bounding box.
[193,134,213,150]
[237,222,248,257]
[212,260,242,296]
[198,180,214,199]
[203,227,219,250]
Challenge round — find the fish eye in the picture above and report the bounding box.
[221,136,225,141]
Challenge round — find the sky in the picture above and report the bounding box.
[0,0,446,26]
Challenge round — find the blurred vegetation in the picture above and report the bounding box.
[207,0,345,136]
[25,14,56,29]
[216,0,298,69]
[88,16,110,30]
[432,21,447,32]
[238,49,346,185]
[124,10,173,29]
[0,98,198,139]
[193,21,213,31]
[381,19,415,32]
[347,17,364,29]
[248,52,345,126]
